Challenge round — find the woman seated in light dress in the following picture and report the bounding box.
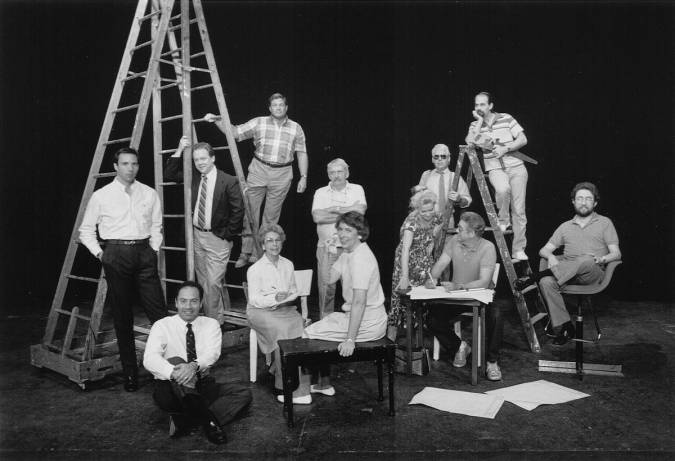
[246,224,307,398]
[284,211,387,403]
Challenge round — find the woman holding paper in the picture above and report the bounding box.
[246,224,306,395]
[387,189,443,341]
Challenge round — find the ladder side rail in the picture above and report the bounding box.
[43,0,152,346]
[193,0,262,256]
[82,277,108,360]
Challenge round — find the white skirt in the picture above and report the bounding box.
[304,305,387,342]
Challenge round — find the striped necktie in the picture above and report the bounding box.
[197,174,208,228]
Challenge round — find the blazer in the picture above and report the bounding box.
[165,157,245,241]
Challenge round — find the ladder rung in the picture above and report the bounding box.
[190,51,206,59]
[213,146,230,151]
[521,285,537,295]
[158,114,182,123]
[112,103,140,114]
[93,172,117,179]
[66,275,100,283]
[161,246,186,251]
[138,10,160,23]
[224,284,245,290]
[157,81,180,91]
[191,83,214,92]
[161,78,178,83]
[530,313,548,324]
[185,66,211,74]
[168,18,197,32]
[103,137,131,146]
[162,278,185,284]
[170,13,182,20]
[130,39,155,52]
[159,181,180,186]
[158,149,177,155]
[157,58,181,66]
[160,48,181,58]
[122,71,147,82]
[133,325,151,335]
[163,214,185,218]
[54,308,91,322]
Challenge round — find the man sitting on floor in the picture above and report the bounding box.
[515,182,621,345]
[143,281,252,444]
[424,211,504,381]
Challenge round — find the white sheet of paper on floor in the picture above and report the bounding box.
[409,387,504,419]
[484,379,590,410]
[409,286,494,304]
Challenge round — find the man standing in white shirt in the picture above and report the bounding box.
[311,159,366,318]
[79,147,168,392]
[143,281,252,444]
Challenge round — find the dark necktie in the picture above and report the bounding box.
[438,171,447,213]
[186,323,197,363]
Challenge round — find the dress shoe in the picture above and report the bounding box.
[123,374,139,392]
[169,414,192,439]
[204,421,227,445]
[512,250,529,261]
[552,322,575,346]
[310,384,336,396]
[277,394,312,405]
[514,276,534,291]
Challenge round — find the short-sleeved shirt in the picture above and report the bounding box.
[235,116,306,164]
[549,213,619,259]
[332,242,385,311]
[311,182,367,246]
[442,236,497,285]
[467,112,524,171]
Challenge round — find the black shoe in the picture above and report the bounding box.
[552,322,575,346]
[123,374,139,392]
[204,421,227,445]
[514,276,534,291]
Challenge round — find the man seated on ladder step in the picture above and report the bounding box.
[205,92,309,268]
[165,137,245,326]
[465,91,529,261]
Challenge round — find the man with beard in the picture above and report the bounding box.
[514,182,621,345]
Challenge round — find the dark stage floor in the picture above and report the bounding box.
[1,298,673,460]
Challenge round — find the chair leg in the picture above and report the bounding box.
[377,359,384,401]
[575,298,584,380]
[433,337,440,361]
[249,329,258,383]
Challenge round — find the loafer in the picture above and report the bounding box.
[277,394,312,405]
[123,374,139,392]
[204,421,227,445]
[310,384,336,396]
[514,276,534,291]
[552,322,575,346]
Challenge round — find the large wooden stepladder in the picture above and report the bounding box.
[30,0,257,387]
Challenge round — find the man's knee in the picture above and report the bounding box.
[539,275,559,291]
[577,256,596,272]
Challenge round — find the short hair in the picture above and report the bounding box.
[327,158,349,173]
[431,144,450,157]
[571,182,600,202]
[257,223,286,246]
[113,147,138,164]
[336,211,369,241]
[410,189,437,211]
[459,211,486,237]
[192,142,215,158]
[268,93,287,104]
[176,280,203,300]
[475,91,493,104]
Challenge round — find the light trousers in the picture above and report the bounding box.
[488,164,528,253]
[194,229,233,323]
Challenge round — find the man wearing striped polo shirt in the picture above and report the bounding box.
[205,93,308,268]
[465,92,529,261]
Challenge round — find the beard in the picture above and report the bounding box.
[575,205,594,217]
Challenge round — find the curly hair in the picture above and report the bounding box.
[257,223,286,246]
[335,211,369,241]
[409,189,437,211]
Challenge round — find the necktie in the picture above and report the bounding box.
[186,323,197,363]
[197,174,208,228]
[437,171,447,214]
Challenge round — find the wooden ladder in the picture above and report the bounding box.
[30,0,254,388]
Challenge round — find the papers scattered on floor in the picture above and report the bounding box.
[409,286,494,304]
[485,380,590,410]
[409,387,504,419]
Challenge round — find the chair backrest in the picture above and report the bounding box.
[294,270,313,320]
[539,258,622,295]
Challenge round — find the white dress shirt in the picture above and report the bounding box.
[419,168,472,213]
[192,166,217,229]
[246,254,298,309]
[143,314,222,380]
[79,178,163,256]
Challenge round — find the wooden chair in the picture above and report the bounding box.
[432,263,500,362]
[246,270,313,383]
[537,259,623,379]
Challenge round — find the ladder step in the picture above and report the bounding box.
[485,227,514,235]
[130,39,155,52]
[163,214,185,218]
[521,285,537,295]
[168,18,197,32]
[224,284,245,290]
[112,103,140,114]
[161,246,186,251]
[530,312,548,324]
[157,81,180,91]
[93,172,118,179]
[159,181,180,186]
[158,114,183,123]
[133,325,151,335]
[191,51,206,59]
[213,146,230,152]
[121,71,147,82]
[191,83,214,92]
[103,137,131,146]
[54,308,91,322]
[138,10,160,23]
[162,278,185,284]
[160,48,181,58]
[66,275,100,283]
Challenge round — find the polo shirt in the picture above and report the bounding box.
[549,212,619,258]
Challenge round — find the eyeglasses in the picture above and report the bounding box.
[432,155,449,160]
[264,238,282,244]
[574,197,595,203]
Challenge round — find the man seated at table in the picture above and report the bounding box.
[424,211,504,381]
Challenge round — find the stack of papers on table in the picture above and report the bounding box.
[409,387,504,419]
[409,286,494,304]
[485,380,590,410]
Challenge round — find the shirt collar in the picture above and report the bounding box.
[202,166,217,180]
[268,115,289,126]
[432,168,450,175]
[113,177,137,190]
[458,238,481,253]
[571,212,599,226]
[260,253,283,267]
[328,180,351,192]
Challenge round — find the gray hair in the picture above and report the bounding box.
[431,144,450,157]
[257,223,286,246]
[327,158,349,172]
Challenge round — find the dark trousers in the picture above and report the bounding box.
[153,377,252,429]
[101,242,167,375]
[426,303,503,363]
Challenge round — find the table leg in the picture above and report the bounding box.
[281,357,295,427]
[415,303,423,349]
[471,307,478,386]
[387,348,395,416]
[406,300,413,375]
[377,358,384,401]
[480,305,486,378]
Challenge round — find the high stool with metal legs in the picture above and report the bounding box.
[538,260,623,379]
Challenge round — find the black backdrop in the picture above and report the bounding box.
[1,0,673,312]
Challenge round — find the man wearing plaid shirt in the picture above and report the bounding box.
[205,93,308,267]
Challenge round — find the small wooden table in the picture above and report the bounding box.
[400,293,487,385]
[277,338,396,427]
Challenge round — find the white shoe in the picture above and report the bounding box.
[513,250,529,261]
[498,222,511,232]
[452,341,471,368]
[277,394,312,405]
[486,361,502,381]
[310,384,336,396]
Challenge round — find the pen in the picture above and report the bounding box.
[427,269,436,286]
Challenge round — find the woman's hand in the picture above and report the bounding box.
[338,339,355,357]
[275,291,288,302]
[442,281,457,291]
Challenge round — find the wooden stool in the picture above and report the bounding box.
[277,338,396,427]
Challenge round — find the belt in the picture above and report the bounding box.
[193,225,211,232]
[104,238,149,245]
[254,156,293,168]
